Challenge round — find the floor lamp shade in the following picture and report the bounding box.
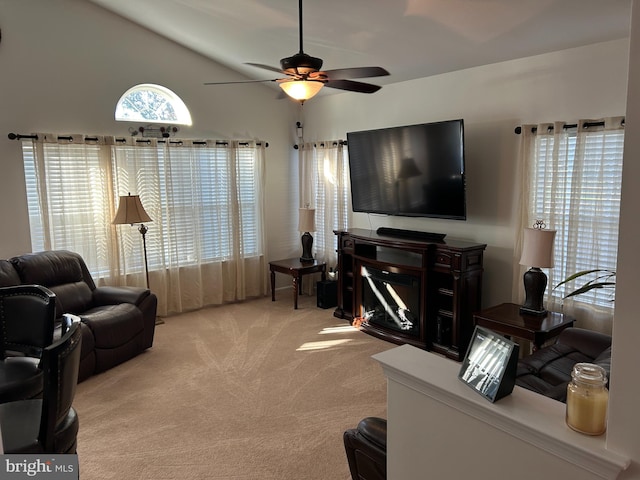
[113,194,152,289]
[298,208,316,263]
[112,194,152,225]
[519,227,556,315]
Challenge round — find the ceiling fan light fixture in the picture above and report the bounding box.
[204,0,388,98]
[279,79,324,102]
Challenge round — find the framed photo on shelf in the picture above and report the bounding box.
[458,326,519,403]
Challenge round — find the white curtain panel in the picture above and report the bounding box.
[298,140,351,269]
[23,135,268,316]
[23,134,119,278]
[514,117,625,333]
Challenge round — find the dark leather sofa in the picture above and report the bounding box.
[515,327,612,402]
[0,250,157,382]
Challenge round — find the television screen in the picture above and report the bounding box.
[347,119,466,220]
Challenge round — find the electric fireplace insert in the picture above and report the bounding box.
[360,265,421,338]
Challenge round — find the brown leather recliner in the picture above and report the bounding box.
[1,250,157,382]
[344,416,387,480]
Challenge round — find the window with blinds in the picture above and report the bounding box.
[22,142,114,274]
[22,139,263,278]
[529,127,623,307]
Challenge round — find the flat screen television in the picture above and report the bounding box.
[347,119,466,220]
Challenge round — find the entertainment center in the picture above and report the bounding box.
[333,228,486,361]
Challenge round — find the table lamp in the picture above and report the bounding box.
[519,221,556,315]
[298,207,316,263]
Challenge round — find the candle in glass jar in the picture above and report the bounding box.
[566,363,608,436]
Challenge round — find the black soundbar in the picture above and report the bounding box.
[376,227,446,242]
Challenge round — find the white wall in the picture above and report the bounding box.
[302,39,629,309]
[608,1,640,476]
[0,0,301,263]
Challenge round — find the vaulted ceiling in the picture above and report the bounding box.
[87,0,632,94]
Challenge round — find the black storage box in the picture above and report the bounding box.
[317,280,337,309]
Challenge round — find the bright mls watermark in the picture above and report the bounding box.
[1,455,78,479]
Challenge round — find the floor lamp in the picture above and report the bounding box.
[113,193,152,289]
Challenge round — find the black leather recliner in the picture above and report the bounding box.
[0,285,56,403]
[1,250,158,382]
[516,327,612,402]
[344,417,387,480]
[0,318,82,453]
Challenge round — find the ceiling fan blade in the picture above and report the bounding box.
[246,62,289,75]
[322,66,390,80]
[325,79,382,94]
[247,62,305,79]
[204,79,279,85]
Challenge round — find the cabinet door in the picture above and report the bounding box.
[430,246,484,360]
[334,232,355,321]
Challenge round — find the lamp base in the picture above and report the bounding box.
[300,232,314,263]
[519,306,547,316]
[520,267,548,316]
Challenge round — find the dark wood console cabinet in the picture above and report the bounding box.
[334,229,486,361]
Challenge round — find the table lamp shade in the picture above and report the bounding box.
[113,194,152,225]
[519,227,556,268]
[298,208,316,233]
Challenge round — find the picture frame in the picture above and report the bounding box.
[458,326,519,403]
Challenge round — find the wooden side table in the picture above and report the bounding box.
[269,258,326,309]
[473,302,575,351]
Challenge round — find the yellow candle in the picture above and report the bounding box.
[566,363,608,436]
[566,386,608,435]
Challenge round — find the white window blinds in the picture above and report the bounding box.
[523,118,624,312]
[22,138,114,275]
[300,141,351,269]
[22,135,267,315]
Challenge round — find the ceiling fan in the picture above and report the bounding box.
[204,0,390,103]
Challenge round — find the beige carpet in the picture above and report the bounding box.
[74,293,392,480]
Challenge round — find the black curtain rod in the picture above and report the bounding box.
[8,133,38,140]
[514,119,624,135]
[293,140,347,149]
[8,133,268,147]
[8,133,105,142]
[211,141,269,147]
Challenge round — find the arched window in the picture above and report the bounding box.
[115,83,192,125]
